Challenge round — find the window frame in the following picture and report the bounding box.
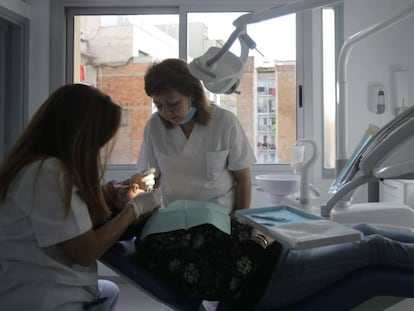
[321,3,344,179]
[51,1,307,182]
[0,7,29,159]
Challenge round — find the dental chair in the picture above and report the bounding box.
[100,104,414,310]
[321,104,414,218]
[100,238,414,311]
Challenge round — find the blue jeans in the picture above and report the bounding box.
[84,280,119,311]
[256,224,414,310]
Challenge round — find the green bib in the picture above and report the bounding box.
[140,200,231,240]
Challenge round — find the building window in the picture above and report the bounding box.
[70,9,296,166]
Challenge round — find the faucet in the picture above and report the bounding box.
[291,139,318,206]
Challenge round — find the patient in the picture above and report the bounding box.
[108,186,414,310]
[102,169,159,240]
[103,182,140,216]
[103,168,157,217]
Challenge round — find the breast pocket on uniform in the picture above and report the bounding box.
[206,150,229,180]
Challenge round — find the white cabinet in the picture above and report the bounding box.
[380,179,414,208]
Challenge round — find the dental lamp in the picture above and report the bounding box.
[189,0,342,94]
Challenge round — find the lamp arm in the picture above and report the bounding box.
[206,27,246,67]
[206,0,342,68]
[233,0,341,28]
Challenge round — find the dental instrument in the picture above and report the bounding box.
[251,214,290,222]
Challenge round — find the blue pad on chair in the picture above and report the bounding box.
[102,240,414,311]
[100,239,202,311]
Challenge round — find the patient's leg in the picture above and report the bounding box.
[256,234,414,310]
[352,223,414,242]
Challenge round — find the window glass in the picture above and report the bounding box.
[322,8,336,170]
[72,11,296,165]
[73,14,178,164]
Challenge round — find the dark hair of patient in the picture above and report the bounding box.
[144,58,213,128]
[0,84,121,226]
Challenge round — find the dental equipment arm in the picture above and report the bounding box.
[321,175,377,217]
[322,106,414,218]
[189,0,342,94]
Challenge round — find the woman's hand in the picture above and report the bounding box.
[128,188,162,220]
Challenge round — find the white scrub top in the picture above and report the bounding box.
[0,158,97,311]
[137,106,256,213]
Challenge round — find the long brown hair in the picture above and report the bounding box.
[144,58,213,128]
[0,84,121,226]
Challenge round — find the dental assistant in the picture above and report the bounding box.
[0,84,160,311]
[136,58,256,213]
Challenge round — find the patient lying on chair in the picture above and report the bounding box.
[102,168,159,239]
[105,184,414,310]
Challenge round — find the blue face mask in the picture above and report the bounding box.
[180,106,197,125]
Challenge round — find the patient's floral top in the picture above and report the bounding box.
[135,218,281,308]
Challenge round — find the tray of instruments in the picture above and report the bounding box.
[235,206,363,250]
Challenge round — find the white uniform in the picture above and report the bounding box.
[0,158,97,311]
[137,106,256,213]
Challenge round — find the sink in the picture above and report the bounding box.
[256,174,300,204]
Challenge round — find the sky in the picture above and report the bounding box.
[188,12,296,64]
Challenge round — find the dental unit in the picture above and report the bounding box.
[319,0,414,220]
[98,1,414,310]
[189,0,414,218]
[291,139,318,206]
[255,139,319,209]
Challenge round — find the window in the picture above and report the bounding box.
[69,8,297,167]
[187,12,297,165]
[0,8,28,159]
[322,6,343,175]
[71,13,179,164]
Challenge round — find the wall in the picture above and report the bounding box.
[331,0,414,205]
[344,0,414,152]
[1,0,50,117]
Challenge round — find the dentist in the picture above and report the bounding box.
[135,58,256,213]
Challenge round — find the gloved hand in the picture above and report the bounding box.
[129,168,157,192]
[128,188,161,219]
[141,168,156,191]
